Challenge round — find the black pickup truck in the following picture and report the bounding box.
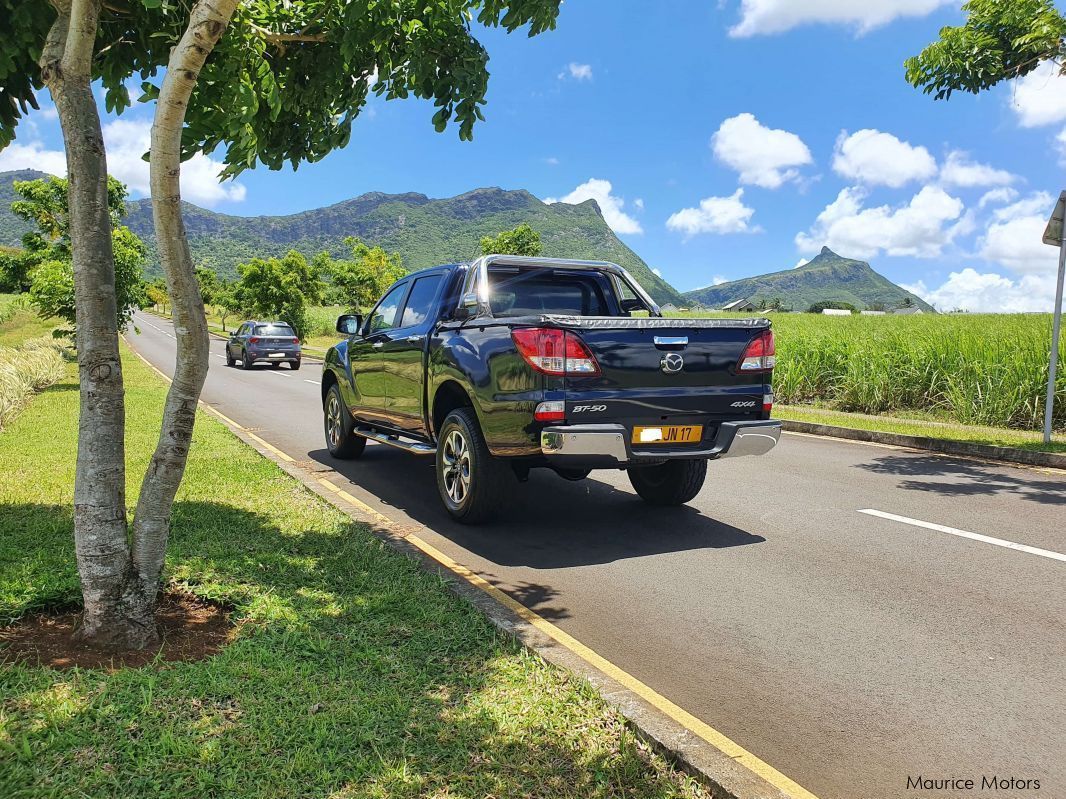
[321,255,780,522]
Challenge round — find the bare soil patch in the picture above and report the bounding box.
[0,592,232,670]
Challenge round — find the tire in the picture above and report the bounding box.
[436,407,513,523]
[242,350,253,370]
[323,383,366,459]
[290,359,301,371]
[225,347,235,367]
[627,459,707,506]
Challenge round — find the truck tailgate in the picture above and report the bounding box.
[541,315,772,422]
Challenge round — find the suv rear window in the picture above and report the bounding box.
[488,270,609,317]
[254,324,295,336]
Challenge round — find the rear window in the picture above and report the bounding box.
[488,270,609,317]
[254,324,295,337]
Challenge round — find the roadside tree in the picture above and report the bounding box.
[906,0,1066,98]
[324,237,405,310]
[236,252,314,337]
[480,223,543,257]
[1,0,564,650]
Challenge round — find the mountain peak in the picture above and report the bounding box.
[820,246,836,256]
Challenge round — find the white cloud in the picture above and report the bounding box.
[1011,61,1066,128]
[562,63,592,81]
[729,0,953,37]
[939,150,1015,188]
[712,113,812,189]
[545,178,642,235]
[794,258,808,268]
[978,187,1019,208]
[796,185,964,258]
[544,156,560,166]
[832,129,937,188]
[0,117,245,207]
[1057,128,1066,165]
[666,188,760,236]
[0,140,68,176]
[634,198,644,211]
[652,267,663,277]
[978,192,1058,274]
[904,269,1064,313]
[102,118,245,206]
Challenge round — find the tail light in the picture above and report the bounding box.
[292,338,300,344]
[511,328,600,376]
[764,391,774,414]
[738,329,775,373]
[534,400,565,421]
[249,336,260,344]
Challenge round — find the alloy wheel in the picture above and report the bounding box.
[441,429,471,504]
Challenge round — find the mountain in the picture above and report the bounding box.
[0,170,683,305]
[682,247,934,312]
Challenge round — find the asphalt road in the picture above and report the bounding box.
[129,312,1065,799]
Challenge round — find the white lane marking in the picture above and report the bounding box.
[304,379,318,385]
[859,509,1066,563]
[212,354,225,359]
[266,368,291,377]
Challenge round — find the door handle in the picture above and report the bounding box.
[405,335,423,343]
[372,342,384,348]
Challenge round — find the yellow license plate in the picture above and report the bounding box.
[632,425,703,445]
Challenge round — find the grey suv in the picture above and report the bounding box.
[226,321,302,370]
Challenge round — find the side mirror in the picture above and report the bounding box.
[620,298,645,313]
[336,314,362,335]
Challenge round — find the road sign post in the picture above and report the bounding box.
[1041,192,1066,445]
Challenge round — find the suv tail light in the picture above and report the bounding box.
[738,329,775,373]
[292,337,300,344]
[511,328,600,376]
[249,336,260,344]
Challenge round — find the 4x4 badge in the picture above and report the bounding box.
[661,353,684,373]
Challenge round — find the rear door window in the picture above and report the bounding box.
[399,275,444,328]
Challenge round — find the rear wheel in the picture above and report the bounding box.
[290,359,301,371]
[324,384,366,459]
[627,460,707,506]
[436,407,513,523]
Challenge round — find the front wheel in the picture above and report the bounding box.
[242,350,253,370]
[324,384,366,459]
[225,347,235,367]
[435,407,513,523]
[627,459,707,506]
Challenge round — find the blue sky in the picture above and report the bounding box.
[4,0,1066,311]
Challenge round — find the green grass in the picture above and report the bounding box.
[668,311,1064,433]
[776,405,1066,454]
[0,337,707,798]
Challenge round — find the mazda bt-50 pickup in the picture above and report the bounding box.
[321,255,780,522]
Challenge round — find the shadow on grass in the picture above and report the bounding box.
[854,454,1066,505]
[0,501,700,799]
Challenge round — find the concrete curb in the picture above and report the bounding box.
[782,420,1065,469]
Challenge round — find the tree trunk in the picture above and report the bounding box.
[41,0,156,649]
[130,0,239,607]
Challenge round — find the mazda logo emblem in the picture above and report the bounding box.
[661,352,684,373]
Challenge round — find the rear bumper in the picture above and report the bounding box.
[540,420,780,466]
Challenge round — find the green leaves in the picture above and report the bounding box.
[479,223,543,257]
[906,0,1066,99]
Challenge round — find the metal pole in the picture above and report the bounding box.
[1044,236,1066,444]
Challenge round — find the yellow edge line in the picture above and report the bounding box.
[126,338,818,799]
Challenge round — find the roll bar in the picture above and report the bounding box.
[457,254,663,319]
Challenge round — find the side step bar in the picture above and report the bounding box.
[354,425,436,455]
